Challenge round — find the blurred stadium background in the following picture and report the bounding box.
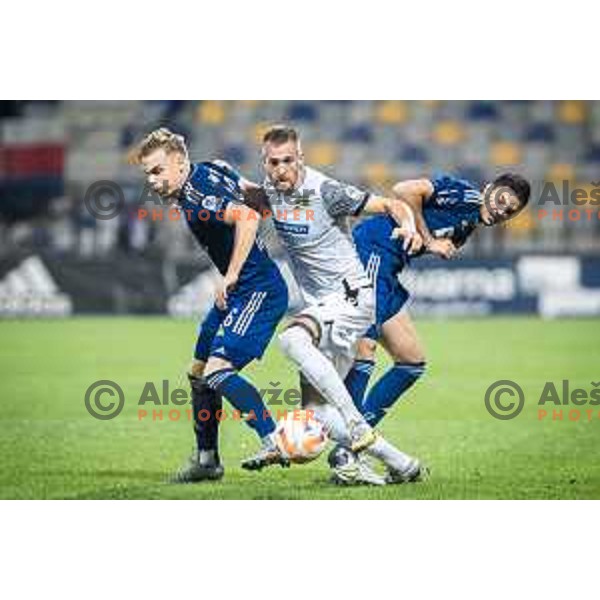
[1,100,600,319]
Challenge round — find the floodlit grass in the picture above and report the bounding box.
[1,317,598,499]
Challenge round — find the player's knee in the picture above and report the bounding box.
[188,359,206,378]
[397,350,427,365]
[204,355,233,377]
[279,319,319,353]
[413,342,427,364]
[356,337,376,361]
[279,326,303,356]
[387,334,426,364]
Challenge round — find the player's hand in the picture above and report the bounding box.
[215,273,239,310]
[391,227,423,255]
[427,238,457,259]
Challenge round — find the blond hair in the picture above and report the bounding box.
[129,127,187,164]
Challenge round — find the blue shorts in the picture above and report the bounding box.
[360,251,410,341]
[194,277,288,370]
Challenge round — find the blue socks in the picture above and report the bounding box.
[344,359,375,410]
[205,368,276,438]
[361,362,426,427]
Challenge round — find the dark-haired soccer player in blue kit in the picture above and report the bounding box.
[132,128,289,483]
[330,172,531,482]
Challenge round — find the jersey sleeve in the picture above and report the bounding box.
[429,173,481,209]
[203,161,245,208]
[211,159,242,184]
[320,178,371,217]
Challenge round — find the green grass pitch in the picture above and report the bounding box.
[0,316,599,499]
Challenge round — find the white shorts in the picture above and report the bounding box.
[296,284,375,377]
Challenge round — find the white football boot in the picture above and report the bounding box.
[328,445,386,486]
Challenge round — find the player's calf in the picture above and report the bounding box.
[189,371,222,459]
[279,323,368,431]
[168,370,224,484]
[344,337,377,409]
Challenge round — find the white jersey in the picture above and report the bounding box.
[267,167,371,305]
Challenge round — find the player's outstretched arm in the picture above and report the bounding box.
[361,194,422,254]
[216,205,261,309]
[319,177,422,253]
[392,179,456,259]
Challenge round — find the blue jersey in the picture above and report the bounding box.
[353,172,482,277]
[352,214,410,277]
[178,161,278,288]
[352,173,482,338]
[352,216,410,338]
[179,161,288,369]
[424,173,482,248]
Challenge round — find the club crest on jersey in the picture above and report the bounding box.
[202,195,223,211]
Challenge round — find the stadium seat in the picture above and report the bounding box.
[197,101,226,125]
[558,101,586,124]
[120,126,136,148]
[467,101,499,121]
[222,145,247,167]
[398,144,429,163]
[236,100,262,107]
[433,121,465,146]
[304,142,339,167]
[362,163,394,190]
[343,124,373,144]
[523,144,551,180]
[529,101,555,123]
[504,207,536,237]
[456,165,484,186]
[251,122,271,144]
[546,162,576,182]
[286,102,318,122]
[419,100,441,108]
[490,141,522,166]
[524,123,555,143]
[586,145,600,163]
[375,101,408,124]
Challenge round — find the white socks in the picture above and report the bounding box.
[306,402,352,446]
[279,326,366,429]
[366,436,416,474]
[280,325,418,476]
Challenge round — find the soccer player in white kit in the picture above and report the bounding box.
[240,125,426,484]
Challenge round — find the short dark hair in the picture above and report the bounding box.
[263,124,299,145]
[492,173,531,207]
